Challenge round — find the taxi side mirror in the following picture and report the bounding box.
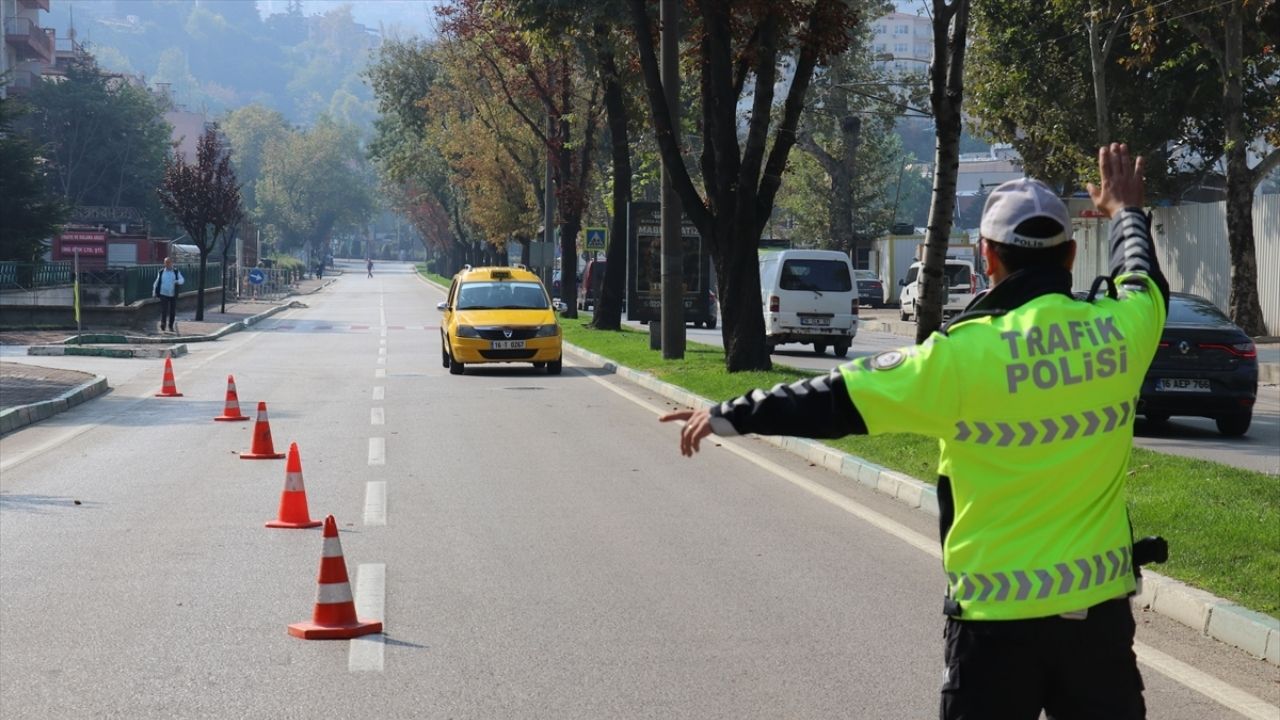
[436,301,448,311]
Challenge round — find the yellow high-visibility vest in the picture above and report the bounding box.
[842,274,1165,620]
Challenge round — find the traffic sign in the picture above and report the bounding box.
[585,227,607,250]
[248,268,266,285]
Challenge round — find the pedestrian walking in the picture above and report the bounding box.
[152,257,185,334]
[367,258,374,278]
[661,143,1169,719]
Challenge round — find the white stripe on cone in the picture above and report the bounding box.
[322,537,344,558]
[284,472,304,492]
[317,582,355,605]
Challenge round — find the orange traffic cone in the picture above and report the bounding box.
[240,401,286,459]
[154,357,183,397]
[288,515,382,639]
[266,443,322,529]
[213,375,250,421]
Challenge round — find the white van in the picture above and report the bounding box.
[759,249,859,357]
[898,258,984,321]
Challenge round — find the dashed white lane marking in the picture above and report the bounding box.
[370,408,384,425]
[380,339,387,347]
[372,387,384,401]
[368,437,385,466]
[348,563,386,672]
[380,328,387,338]
[376,356,386,365]
[583,366,1279,719]
[379,347,387,356]
[363,481,387,526]
[375,368,386,379]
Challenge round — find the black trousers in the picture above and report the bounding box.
[158,295,177,329]
[940,599,1146,720]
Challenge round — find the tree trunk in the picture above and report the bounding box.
[830,115,861,254]
[195,252,208,321]
[916,0,970,343]
[1220,0,1266,335]
[592,25,631,331]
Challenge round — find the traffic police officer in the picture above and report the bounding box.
[662,144,1168,719]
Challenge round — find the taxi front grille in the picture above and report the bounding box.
[476,327,538,340]
[479,349,537,360]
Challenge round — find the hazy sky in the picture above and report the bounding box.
[256,0,440,38]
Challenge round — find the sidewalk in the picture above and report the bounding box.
[0,275,336,423]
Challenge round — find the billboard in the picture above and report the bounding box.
[626,202,713,323]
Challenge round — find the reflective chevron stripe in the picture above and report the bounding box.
[947,544,1131,603]
[952,399,1136,446]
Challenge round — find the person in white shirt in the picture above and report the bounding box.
[152,257,185,333]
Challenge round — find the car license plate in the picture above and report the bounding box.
[490,340,526,350]
[1157,378,1210,392]
[800,317,830,326]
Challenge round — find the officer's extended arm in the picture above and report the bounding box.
[706,367,869,439]
[1108,209,1169,310]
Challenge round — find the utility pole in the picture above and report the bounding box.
[543,61,557,290]
[659,0,684,358]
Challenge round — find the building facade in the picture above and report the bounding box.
[2,0,53,98]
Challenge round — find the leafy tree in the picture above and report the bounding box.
[156,126,243,320]
[968,0,1278,334]
[915,0,971,341]
[440,0,606,320]
[23,55,171,225]
[0,97,68,262]
[367,39,481,272]
[220,104,292,215]
[1131,0,1279,335]
[628,0,858,371]
[255,117,375,261]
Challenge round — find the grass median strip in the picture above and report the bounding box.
[560,319,1279,617]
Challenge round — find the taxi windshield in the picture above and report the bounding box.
[457,281,549,310]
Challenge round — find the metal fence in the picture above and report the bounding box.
[231,266,303,302]
[1073,193,1280,335]
[0,261,222,305]
[120,263,222,305]
[0,262,74,290]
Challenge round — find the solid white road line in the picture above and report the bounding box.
[364,481,387,526]
[380,328,387,338]
[348,563,386,672]
[372,386,384,401]
[584,368,1280,720]
[375,368,386,379]
[368,437,385,466]
[370,408,384,425]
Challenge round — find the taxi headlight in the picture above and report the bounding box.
[455,325,480,338]
[533,324,558,338]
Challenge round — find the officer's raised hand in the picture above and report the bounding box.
[1087,142,1146,218]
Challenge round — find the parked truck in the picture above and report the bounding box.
[869,231,976,306]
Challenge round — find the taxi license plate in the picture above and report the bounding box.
[1157,378,1210,392]
[491,340,526,350]
[800,317,830,326]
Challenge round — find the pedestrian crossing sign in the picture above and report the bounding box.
[585,227,607,250]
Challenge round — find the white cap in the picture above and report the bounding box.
[979,178,1071,248]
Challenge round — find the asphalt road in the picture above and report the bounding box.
[617,308,1280,475]
[1,259,1276,719]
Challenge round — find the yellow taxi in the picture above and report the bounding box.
[437,265,563,375]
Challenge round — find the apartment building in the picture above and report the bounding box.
[869,11,933,76]
[2,0,53,98]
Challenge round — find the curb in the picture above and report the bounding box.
[563,341,1279,666]
[0,374,109,436]
[27,344,187,359]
